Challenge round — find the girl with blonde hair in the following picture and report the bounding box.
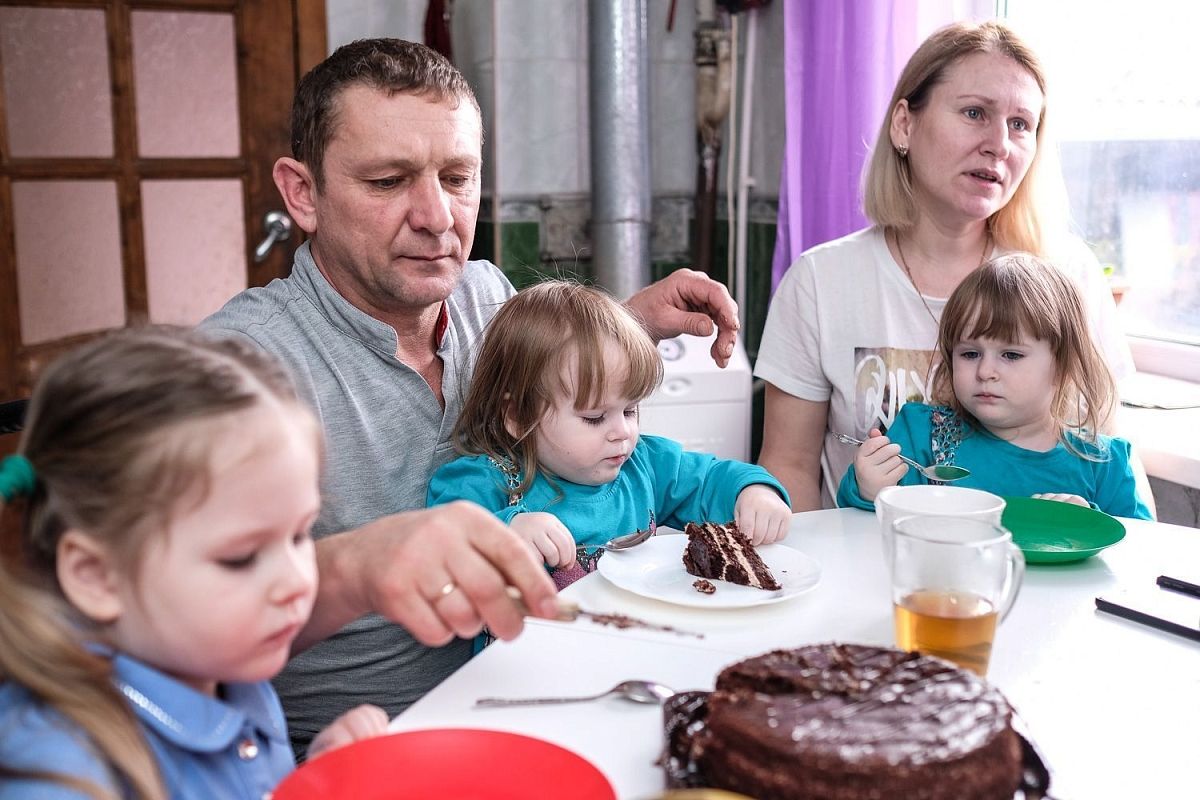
[838,255,1151,519]
[756,19,1134,511]
[429,281,792,588]
[0,328,386,800]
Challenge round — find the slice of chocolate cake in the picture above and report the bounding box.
[682,521,781,591]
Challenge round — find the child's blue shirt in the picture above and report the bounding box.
[0,653,294,799]
[428,434,789,548]
[836,403,1153,520]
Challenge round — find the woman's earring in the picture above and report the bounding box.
[897,145,909,159]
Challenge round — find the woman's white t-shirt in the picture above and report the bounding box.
[754,226,1133,508]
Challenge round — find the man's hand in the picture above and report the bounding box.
[854,429,908,502]
[734,484,792,545]
[509,512,578,568]
[303,501,560,651]
[626,269,739,367]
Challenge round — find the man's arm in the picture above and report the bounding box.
[758,384,828,512]
[293,502,560,652]
[625,269,740,368]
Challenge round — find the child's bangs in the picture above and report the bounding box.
[958,277,1057,345]
[568,320,662,410]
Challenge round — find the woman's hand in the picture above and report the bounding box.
[734,484,792,546]
[854,429,908,502]
[509,512,578,569]
[307,704,389,760]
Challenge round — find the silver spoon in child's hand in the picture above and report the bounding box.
[474,679,675,708]
[835,433,970,482]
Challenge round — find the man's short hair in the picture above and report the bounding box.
[291,38,480,189]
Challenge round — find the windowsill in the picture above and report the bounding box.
[1117,371,1200,490]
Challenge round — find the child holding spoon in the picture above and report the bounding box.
[837,254,1152,519]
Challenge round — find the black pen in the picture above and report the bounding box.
[1095,597,1200,643]
[1157,575,1200,599]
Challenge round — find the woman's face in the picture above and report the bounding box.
[892,51,1044,229]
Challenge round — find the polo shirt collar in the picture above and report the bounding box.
[113,654,286,754]
[292,241,450,351]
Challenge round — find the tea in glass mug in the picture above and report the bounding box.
[890,515,1024,676]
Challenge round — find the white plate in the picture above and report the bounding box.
[596,535,821,609]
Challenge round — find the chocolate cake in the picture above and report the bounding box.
[682,521,780,591]
[663,643,1029,800]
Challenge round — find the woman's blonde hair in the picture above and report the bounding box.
[933,254,1115,456]
[453,281,663,496]
[0,326,310,800]
[863,19,1068,255]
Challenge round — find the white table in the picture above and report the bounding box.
[391,509,1200,799]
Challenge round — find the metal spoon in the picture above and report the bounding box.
[474,679,675,708]
[835,432,970,482]
[599,526,655,552]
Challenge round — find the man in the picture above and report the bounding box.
[202,39,739,751]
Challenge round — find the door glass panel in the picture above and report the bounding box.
[0,7,113,158]
[143,179,247,324]
[132,11,240,158]
[13,181,125,344]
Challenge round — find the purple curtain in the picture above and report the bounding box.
[771,2,922,290]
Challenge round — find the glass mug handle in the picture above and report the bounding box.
[996,541,1026,622]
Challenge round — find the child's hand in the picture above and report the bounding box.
[734,484,792,546]
[855,428,908,502]
[307,704,389,760]
[509,512,578,569]
[1032,492,1090,508]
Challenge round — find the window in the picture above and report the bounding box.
[1004,1,1200,379]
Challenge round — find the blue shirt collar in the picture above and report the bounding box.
[112,654,288,754]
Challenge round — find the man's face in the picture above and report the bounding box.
[308,85,483,316]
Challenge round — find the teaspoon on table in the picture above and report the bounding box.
[474,679,675,708]
[835,433,971,482]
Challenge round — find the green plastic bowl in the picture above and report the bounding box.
[1001,496,1126,564]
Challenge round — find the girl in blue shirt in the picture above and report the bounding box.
[838,254,1152,519]
[0,328,387,800]
[428,281,792,588]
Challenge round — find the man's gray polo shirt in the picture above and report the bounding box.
[200,242,515,749]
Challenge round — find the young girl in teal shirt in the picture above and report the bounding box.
[428,281,792,588]
[838,254,1152,519]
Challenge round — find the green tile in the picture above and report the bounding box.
[744,221,777,364]
[500,222,539,271]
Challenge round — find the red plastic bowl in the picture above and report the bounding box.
[273,728,617,800]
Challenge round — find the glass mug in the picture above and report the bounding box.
[890,515,1025,677]
[875,485,1006,567]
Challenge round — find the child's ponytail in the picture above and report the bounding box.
[0,458,163,800]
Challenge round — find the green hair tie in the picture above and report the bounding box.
[0,454,36,501]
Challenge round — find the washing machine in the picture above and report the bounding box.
[639,331,752,461]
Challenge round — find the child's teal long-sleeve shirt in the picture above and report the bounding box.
[427,434,790,546]
[836,403,1152,519]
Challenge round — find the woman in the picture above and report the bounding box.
[755,20,1133,510]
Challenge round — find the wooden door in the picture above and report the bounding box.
[0,0,327,402]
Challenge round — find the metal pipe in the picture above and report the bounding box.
[588,0,651,299]
[734,7,760,318]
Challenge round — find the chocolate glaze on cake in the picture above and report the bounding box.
[682,521,780,591]
[664,643,1025,800]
